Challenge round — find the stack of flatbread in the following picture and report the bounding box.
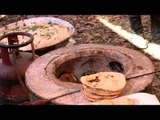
[80,72,126,101]
[80,97,135,105]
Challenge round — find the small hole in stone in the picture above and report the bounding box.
[109,61,124,73]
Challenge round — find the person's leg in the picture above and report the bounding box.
[128,15,143,34]
[150,15,160,43]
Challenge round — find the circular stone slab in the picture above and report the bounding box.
[25,44,155,105]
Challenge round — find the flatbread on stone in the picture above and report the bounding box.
[82,89,119,101]
[83,84,121,96]
[80,72,126,92]
[113,97,135,105]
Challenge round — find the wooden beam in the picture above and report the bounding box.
[97,17,160,60]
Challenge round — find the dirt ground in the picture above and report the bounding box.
[1,15,160,101]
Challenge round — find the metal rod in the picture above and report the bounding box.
[31,41,35,61]
[0,48,11,65]
[12,49,30,98]
[126,70,160,80]
[50,90,81,101]
[20,90,81,105]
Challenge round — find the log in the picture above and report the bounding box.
[97,17,160,60]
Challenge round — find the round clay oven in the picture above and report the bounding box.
[25,44,155,105]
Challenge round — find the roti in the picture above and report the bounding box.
[83,84,121,96]
[82,89,119,101]
[81,99,114,105]
[114,97,135,105]
[59,73,78,83]
[83,84,122,94]
[80,72,126,92]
